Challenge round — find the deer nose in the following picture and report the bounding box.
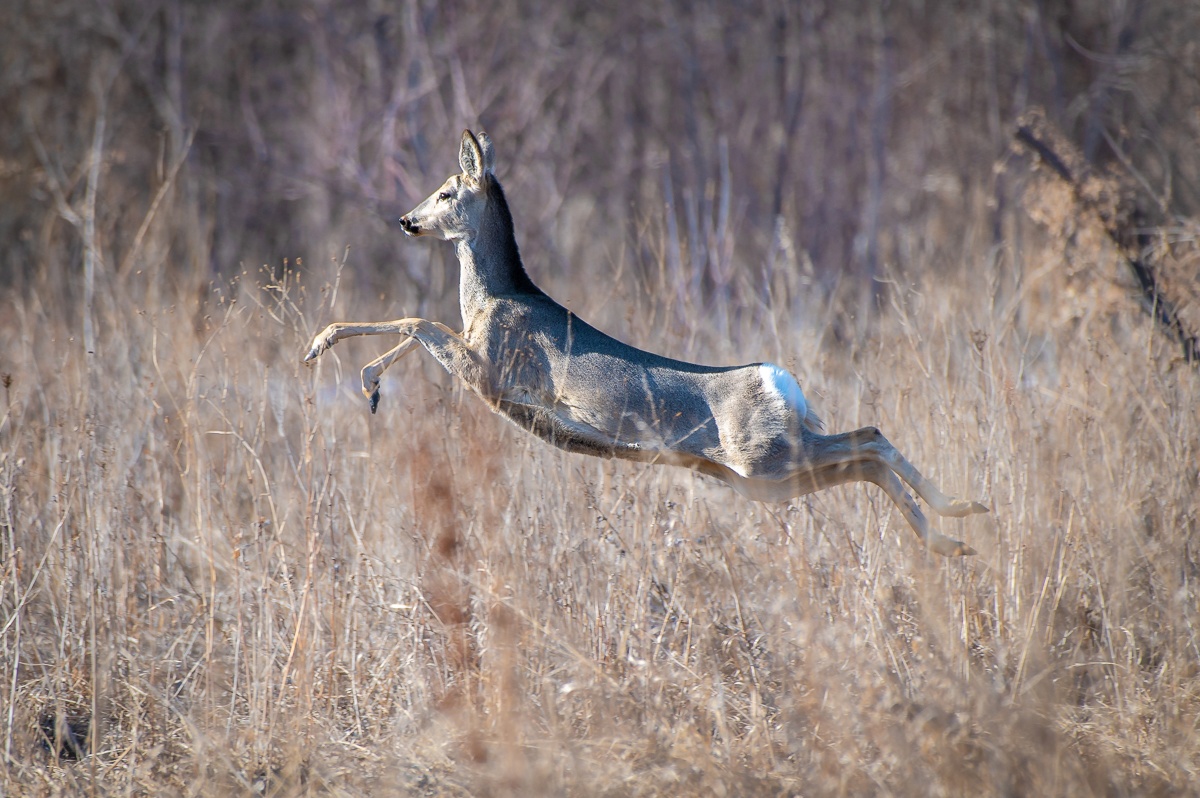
[399,216,419,236]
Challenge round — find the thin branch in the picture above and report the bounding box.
[119,128,196,277]
[82,94,107,357]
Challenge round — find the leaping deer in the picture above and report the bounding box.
[305,130,987,555]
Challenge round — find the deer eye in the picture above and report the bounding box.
[437,191,454,202]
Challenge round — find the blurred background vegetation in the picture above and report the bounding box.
[4,0,1197,327]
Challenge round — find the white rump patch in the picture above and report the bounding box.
[759,363,823,432]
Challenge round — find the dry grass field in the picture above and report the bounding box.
[3,2,1200,795]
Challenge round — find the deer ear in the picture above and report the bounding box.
[475,131,495,176]
[459,130,484,184]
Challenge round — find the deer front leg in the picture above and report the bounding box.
[305,318,449,361]
[305,320,394,362]
[360,338,420,413]
[306,318,485,402]
[359,322,464,413]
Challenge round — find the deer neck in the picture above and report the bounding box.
[454,180,542,325]
[455,239,503,324]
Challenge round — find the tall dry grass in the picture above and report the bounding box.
[2,185,1198,795]
[3,1,1200,795]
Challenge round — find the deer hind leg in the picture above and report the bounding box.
[793,427,981,555]
[848,460,976,556]
[858,429,989,518]
[831,427,989,518]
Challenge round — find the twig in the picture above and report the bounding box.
[119,128,196,277]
